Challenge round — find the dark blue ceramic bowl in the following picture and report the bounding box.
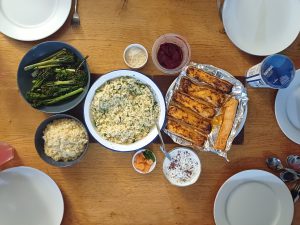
[17,41,90,113]
[35,114,89,167]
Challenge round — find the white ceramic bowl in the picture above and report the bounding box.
[84,70,166,151]
[163,147,201,187]
[132,149,157,174]
[123,44,148,69]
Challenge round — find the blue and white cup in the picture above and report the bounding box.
[246,54,295,89]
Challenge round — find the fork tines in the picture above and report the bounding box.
[71,14,80,26]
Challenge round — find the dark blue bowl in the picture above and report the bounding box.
[17,41,90,113]
[35,114,89,167]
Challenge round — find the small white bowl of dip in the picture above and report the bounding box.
[123,44,148,69]
[163,147,201,187]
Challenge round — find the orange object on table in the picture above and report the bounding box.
[0,142,14,166]
[134,152,153,173]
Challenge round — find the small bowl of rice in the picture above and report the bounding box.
[35,114,89,167]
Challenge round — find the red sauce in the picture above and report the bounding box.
[157,43,183,69]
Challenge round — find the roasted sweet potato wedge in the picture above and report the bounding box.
[166,118,207,146]
[172,91,215,119]
[214,97,239,151]
[179,77,226,107]
[186,67,233,94]
[167,104,212,134]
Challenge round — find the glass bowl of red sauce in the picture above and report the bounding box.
[152,33,191,74]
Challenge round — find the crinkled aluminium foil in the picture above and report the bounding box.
[164,62,249,160]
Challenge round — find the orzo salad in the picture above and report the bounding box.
[90,76,160,144]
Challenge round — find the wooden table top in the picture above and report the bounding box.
[1,1,300,224]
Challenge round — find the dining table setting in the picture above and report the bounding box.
[1,0,300,225]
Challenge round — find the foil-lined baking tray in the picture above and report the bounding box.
[164,62,248,160]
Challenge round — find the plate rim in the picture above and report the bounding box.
[275,69,300,144]
[213,169,294,225]
[222,0,300,56]
[0,166,64,225]
[0,0,72,41]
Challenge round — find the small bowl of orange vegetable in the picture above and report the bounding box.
[132,149,156,174]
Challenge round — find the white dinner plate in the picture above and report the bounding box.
[0,166,64,225]
[214,170,294,225]
[275,70,300,144]
[222,0,300,56]
[0,0,71,41]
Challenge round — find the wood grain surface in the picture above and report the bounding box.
[1,1,300,225]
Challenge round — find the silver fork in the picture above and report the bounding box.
[154,121,172,161]
[291,183,300,203]
[71,0,80,25]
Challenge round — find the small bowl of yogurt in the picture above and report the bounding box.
[123,44,148,69]
[163,147,201,187]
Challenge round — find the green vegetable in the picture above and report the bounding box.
[31,88,84,107]
[26,92,49,100]
[76,55,89,72]
[30,69,54,90]
[24,48,75,71]
[143,150,155,162]
[24,48,88,108]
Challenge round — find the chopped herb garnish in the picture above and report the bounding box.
[143,150,155,162]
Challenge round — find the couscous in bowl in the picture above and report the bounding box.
[84,70,166,152]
